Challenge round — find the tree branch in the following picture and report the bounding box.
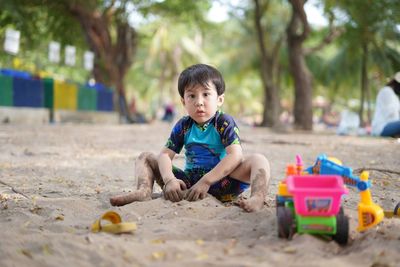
[304,25,344,55]
[253,0,269,62]
[0,179,29,199]
[103,0,116,20]
[289,0,310,41]
[271,34,284,67]
[354,168,400,176]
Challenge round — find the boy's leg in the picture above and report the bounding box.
[230,153,270,212]
[110,152,163,206]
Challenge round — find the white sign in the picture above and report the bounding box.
[4,28,20,55]
[65,45,76,66]
[84,51,94,71]
[48,41,60,63]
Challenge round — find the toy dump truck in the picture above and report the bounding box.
[277,174,349,245]
[276,154,384,245]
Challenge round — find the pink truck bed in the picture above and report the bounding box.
[286,175,348,216]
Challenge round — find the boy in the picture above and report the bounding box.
[110,64,270,212]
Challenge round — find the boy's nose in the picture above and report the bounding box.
[195,98,204,106]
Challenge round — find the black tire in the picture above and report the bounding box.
[277,206,295,239]
[276,195,285,207]
[276,195,285,215]
[339,206,344,215]
[394,201,400,216]
[333,213,349,245]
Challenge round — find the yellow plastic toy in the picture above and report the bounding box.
[357,171,384,231]
[91,211,137,234]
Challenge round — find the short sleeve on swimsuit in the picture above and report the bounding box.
[165,116,191,154]
[215,112,241,147]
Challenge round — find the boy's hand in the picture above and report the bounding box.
[185,179,210,201]
[163,178,187,202]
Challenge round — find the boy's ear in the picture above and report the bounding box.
[181,98,185,105]
[217,94,225,107]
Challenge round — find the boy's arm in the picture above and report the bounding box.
[202,144,243,184]
[185,144,243,201]
[157,147,176,183]
[158,147,187,202]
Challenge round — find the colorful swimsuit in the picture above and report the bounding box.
[165,111,249,202]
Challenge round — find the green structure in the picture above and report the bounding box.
[0,74,13,106]
[78,85,97,111]
[43,78,54,109]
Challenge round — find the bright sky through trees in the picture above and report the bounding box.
[207,0,328,26]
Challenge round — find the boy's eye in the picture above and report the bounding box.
[203,93,210,97]
[188,94,195,99]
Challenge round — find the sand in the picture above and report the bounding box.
[0,122,399,267]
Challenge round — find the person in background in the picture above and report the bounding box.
[371,72,400,137]
[162,102,175,123]
[128,96,147,123]
[321,104,340,127]
[129,96,137,116]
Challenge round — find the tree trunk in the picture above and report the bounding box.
[68,3,138,122]
[287,38,313,130]
[253,0,281,127]
[359,43,368,127]
[286,0,313,130]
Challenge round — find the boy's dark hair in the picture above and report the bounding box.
[387,79,400,97]
[178,64,225,98]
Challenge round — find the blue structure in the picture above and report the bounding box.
[13,77,44,108]
[0,69,115,113]
[97,88,114,111]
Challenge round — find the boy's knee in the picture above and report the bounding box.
[138,152,156,161]
[137,152,159,169]
[248,153,270,174]
[137,151,160,174]
[250,153,269,165]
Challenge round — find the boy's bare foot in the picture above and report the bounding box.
[237,168,268,212]
[110,189,151,206]
[237,195,265,212]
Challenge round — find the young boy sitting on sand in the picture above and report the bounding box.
[110,64,270,212]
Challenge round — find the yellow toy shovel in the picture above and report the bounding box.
[91,211,137,234]
[357,172,384,231]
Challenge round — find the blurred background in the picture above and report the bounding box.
[0,0,399,131]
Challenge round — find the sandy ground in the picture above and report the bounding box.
[0,122,399,267]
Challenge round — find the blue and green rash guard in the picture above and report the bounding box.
[165,110,241,172]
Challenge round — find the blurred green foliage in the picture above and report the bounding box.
[0,0,399,122]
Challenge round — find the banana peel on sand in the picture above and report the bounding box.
[91,211,137,234]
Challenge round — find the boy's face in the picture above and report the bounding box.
[181,82,224,125]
